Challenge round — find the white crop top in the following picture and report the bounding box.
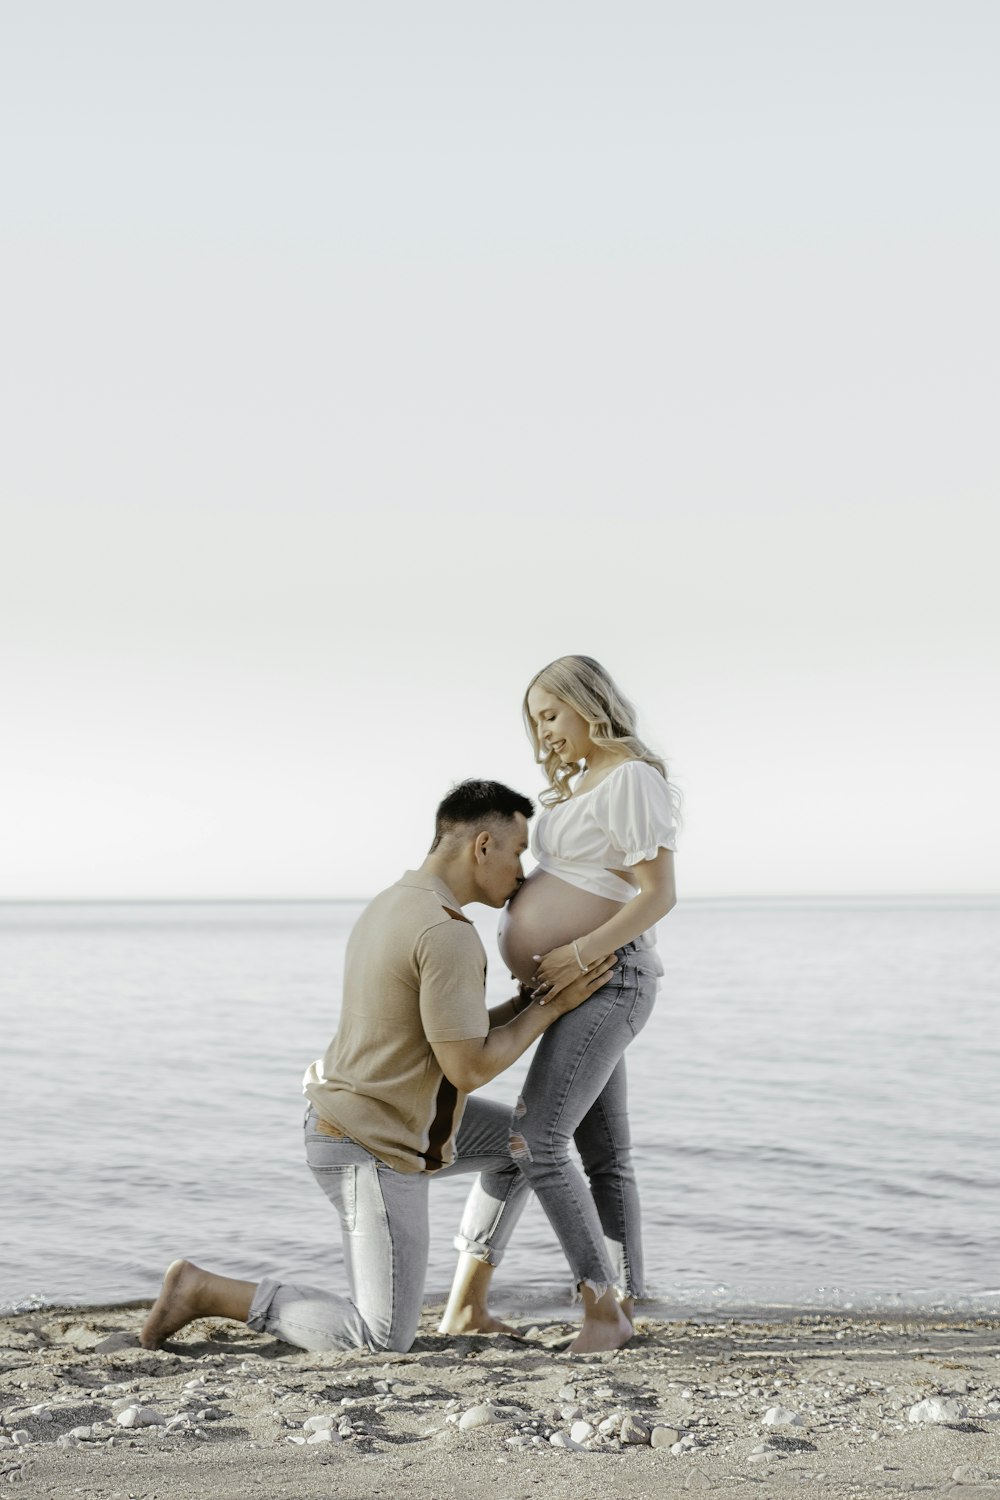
[530,758,678,903]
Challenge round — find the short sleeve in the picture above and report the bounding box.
[414,919,490,1043]
[593,760,678,866]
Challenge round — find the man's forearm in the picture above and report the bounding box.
[470,999,560,1086]
[432,956,617,1095]
[486,987,532,1031]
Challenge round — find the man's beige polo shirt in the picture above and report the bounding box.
[302,870,490,1173]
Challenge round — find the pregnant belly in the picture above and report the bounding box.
[498,869,626,984]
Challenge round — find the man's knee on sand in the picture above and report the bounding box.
[296,1321,416,1355]
[369,1329,416,1354]
[364,1306,423,1355]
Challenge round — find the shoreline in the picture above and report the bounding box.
[3,1303,998,1498]
[8,1278,1000,1323]
[7,1294,1000,1326]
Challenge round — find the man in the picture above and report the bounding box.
[140,779,614,1354]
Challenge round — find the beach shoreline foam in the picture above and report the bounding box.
[2,1302,998,1498]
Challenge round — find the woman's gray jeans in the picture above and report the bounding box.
[454,941,658,1298]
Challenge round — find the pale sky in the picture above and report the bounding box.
[3,2,998,900]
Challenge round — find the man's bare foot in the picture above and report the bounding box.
[565,1302,634,1355]
[619,1295,635,1326]
[140,1259,207,1348]
[437,1308,525,1338]
[140,1260,256,1349]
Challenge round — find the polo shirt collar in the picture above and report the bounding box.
[398,869,465,911]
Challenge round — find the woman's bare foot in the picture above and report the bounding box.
[565,1284,634,1355]
[140,1259,256,1349]
[566,1305,633,1354]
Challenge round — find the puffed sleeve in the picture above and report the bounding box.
[594,760,678,865]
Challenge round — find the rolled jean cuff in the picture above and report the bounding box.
[452,1233,504,1268]
[246,1275,281,1333]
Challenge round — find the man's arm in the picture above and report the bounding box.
[432,955,616,1093]
[485,986,533,1030]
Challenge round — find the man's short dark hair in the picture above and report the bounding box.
[431,779,534,848]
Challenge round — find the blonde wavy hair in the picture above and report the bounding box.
[523,655,681,816]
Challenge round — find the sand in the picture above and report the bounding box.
[2,1303,998,1498]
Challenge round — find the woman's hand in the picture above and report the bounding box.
[532,942,616,1004]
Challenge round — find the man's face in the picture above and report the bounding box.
[477,812,529,908]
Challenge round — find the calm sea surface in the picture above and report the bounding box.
[2,897,997,1319]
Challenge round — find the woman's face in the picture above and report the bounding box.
[526,685,594,766]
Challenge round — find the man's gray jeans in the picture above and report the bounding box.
[247,1097,521,1352]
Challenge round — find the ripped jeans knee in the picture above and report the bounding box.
[509,1095,534,1163]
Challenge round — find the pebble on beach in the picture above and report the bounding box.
[115,1405,166,1428]
[908,1397,967,1424]
[762,1404,804,1427]
[302,1414,338,1433]
[620,1414,650,1444]
[458,1404,507,1431]
[549,1431,585,1451]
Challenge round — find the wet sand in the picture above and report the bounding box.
[2,1303,999,1498]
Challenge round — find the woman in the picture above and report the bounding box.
[439,655,679,1353]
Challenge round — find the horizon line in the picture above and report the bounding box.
[1,891,998,906]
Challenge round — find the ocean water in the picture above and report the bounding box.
[2,896,998,1319]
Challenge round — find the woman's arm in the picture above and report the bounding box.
[532,849,676,1001]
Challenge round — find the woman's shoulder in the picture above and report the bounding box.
[591,757,665,795]
[593,756,679,853]
[591,758,676,829]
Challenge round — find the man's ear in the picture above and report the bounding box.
[473,829,491,862]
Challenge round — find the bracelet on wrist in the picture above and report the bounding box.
[571,939,587,973]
